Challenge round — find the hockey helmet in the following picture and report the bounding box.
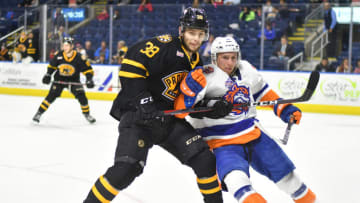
[179,7,209,40]
[63,37,74,45]
[211,36,241,71]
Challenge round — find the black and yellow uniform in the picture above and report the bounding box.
[84,36,222,203]
[16,35,29,58]
[32,50,96,124]
[26,37,39,62]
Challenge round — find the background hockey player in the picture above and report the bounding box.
[32,37,96,124]
[83,7,228,203]
[175,36,317,203]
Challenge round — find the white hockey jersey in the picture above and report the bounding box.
[186,60,279,149]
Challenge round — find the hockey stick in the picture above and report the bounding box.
[52,80,121,88]
[280,116,294,145]
[162,71,320,116]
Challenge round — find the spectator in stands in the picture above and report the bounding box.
[199,34,214,64]
[76,43,87,60]
[0,43,11,61]
[336,58,352,73]
[323,2,337,58]
[263,0,277,22]
[85,40,95,62]
[97,8,109,21]
[96,53,106,64]
[137,0,153,12]
[26,30,39,62]
[95,40,109,63]
[18,0,33,7]
[239,6,256,22]
[353,59,360,73]
[50,25,69,51]
[277,0,290,19]
[113,10,120,20]
[270,35,295,70]
[271,35,294,60]
[12,31,28,63]
[224,0,240,5]
[54,8,65,33]
[257,22,276,44]
[112,40,128,64]
[315,57,335,72]
[118,0,132,5]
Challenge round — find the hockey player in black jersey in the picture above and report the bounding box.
[84,7,233,203]
[32,37,96,124]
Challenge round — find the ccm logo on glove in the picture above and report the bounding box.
[140,96,153,104]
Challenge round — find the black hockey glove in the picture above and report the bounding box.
[42,74,51,84]
[86,79,95,88]
[190,99,233,119]
[132,92,172,142]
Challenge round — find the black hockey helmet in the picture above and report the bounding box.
[63,37,74,45]
[179,7,209,40]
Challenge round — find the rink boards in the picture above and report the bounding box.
[0,62,359,115]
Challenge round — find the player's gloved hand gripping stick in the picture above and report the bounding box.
[163,71,319,116]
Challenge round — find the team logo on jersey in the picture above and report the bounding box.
[203,66,214,74]
[58,64,75,76]
[224,83,250,115]
[156,34,172,43]
[161,71,188,100]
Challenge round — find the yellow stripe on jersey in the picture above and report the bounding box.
[43,100,50,106]
[197,175,218,184]
[181,45,200,69]
[83,69,94,75]
[91,185,110,203]
[119,71,146,79]
[99,175,119,196]
[40,104,48,110]
[48,65,57,70]
[199,186,221,194]
[122,59,149,76]
[63,51,77,62]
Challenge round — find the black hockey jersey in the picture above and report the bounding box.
[110,34,202,120]
[46,50,94,82]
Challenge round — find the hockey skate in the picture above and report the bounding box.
[32,112,42,123]
[83,113,96,124]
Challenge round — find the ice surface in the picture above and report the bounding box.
[0,94,359,203]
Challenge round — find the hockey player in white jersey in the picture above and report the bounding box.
[174,36,316,203]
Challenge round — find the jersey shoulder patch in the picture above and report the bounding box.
[156,34,172,43]
[203,65,214,74]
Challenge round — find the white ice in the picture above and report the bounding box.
[0,94,359,203]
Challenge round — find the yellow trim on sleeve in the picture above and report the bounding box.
[83,69,94,75]
[100,175,119,196]
[119,71,146,79]
[48,65,57,70]
[43,100,50,106]
[199,186,221,194]
[91,186,110,203]
[197,175,218,184]
[40,104,48,110]
[122,58,149,76]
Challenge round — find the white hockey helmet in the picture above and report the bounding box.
[210,36,241,71]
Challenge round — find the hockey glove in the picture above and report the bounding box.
[42,74,51,84]
[133,91,172,142]
[274,103,302,124]
[190,99,233,119]
[86,79,95,88]
[180,66,207,108]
